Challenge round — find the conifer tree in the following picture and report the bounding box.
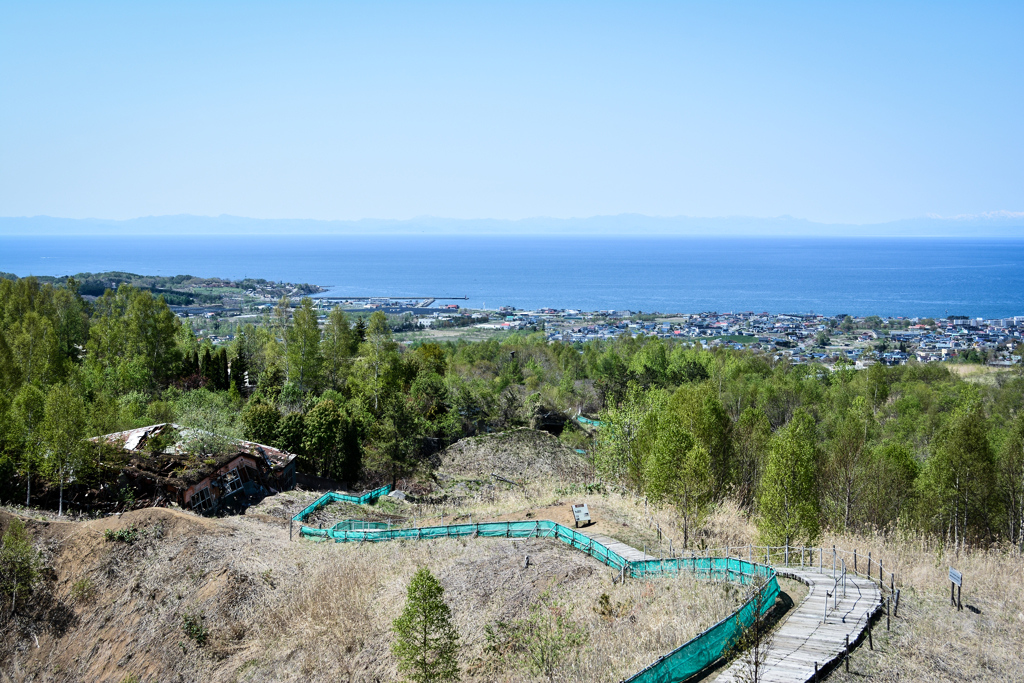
[200,348,213,387]
[217,348,229,390]
[392,567,460,683]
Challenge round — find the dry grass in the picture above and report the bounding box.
[1,486,752,683]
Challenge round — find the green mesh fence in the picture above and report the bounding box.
[297,516,778,682]
[291,485,392,524]
[333,519,390,531]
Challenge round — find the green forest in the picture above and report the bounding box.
[1,276,1023,552]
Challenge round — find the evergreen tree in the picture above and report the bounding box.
[392,567,460,683]
[231,350,247,392]
[200,348,214,387]
[217,347,230,390]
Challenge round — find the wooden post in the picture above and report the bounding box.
[814,662,819,682]
[891,572,895,595]
[854,549,857,575]
[868,622,873,650]
[894,588,901,617]
[845,634,850,672]
[886,596,890,630]
[957,583,962,611]
[868,551,872,579]
[833,545,836,579]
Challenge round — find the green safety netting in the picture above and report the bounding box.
[297,516,778,683]
[333,519,390,531]
[291,484,392,524]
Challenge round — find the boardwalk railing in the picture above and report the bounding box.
[672,543,899,597]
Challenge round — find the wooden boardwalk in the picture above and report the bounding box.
[715,569,882,683]
[583,532,657,562]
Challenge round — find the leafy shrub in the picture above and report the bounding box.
[104,525,141,544]
[181,610,209,645]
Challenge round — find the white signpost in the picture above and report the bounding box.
[571,503,591,528]
[949,567,962,611]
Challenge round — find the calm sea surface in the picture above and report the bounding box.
[2,235,1023,318]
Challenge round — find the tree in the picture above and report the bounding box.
[321,306,354,390]
[11,384,46,506]
[997,414,1024,551]
[302,399,342,477]
[241,401,282,445]
[917,399,997,549]
[286,298,323,393]
[41,383,87,516]
[361,311,398,413]
[392,567,460,683]
[86,285,181,391]
[644,416,713,548]
[757,410,820,546]
[0,518,43,615]
[365,394,418,486]
[666,381,734,492]
[822,397,872,531]
[733,407,772,510]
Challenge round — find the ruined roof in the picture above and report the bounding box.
[91,423,297,484]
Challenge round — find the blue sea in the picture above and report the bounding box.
[2,235,1023,318]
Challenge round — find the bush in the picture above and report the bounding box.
[104,525,141,544]
[181,610,209,645]
[71,577,98,603]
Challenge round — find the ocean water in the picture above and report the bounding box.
[2,235,1023,318]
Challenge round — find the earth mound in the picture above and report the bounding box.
[435,427,591,482]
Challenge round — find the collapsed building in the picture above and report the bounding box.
[93,423,297,515]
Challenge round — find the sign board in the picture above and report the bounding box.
[571,503,591,527]
[949,567,962,587]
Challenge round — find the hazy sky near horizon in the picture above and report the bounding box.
[1,1,1021,225]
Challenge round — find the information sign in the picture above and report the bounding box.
[948,567,962,587]
[571,503,591,527]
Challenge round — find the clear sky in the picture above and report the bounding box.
[1,1,1021,224]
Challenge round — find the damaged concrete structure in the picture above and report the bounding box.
[93,423,297,514]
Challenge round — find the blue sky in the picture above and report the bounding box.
[1,1,1021,224]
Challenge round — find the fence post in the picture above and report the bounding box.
[886,596,890,630]
[868,551,872,579]
[890,573,895,595]
[854,549,857,575]
[833,545,836,579]
[845,634,850,672]
[894,588,901,617]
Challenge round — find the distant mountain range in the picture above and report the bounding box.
[2,212,1023,237]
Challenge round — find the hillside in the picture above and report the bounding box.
[0,485,748,683]
[434,427,592,482]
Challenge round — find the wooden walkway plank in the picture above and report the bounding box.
[715,569,882,683]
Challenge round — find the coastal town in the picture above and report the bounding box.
[180,288,1024,369]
